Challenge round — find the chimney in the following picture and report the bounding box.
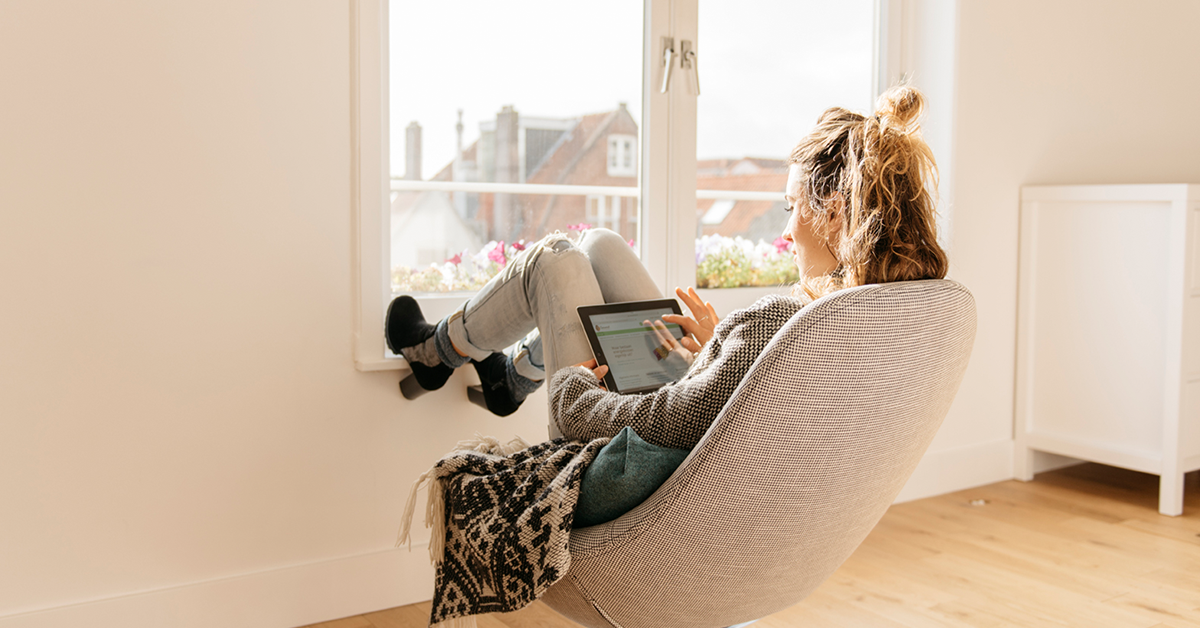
[455,109,464,162]
[493,105,520,240]
[405,121,422,181]
[453,109,466,218]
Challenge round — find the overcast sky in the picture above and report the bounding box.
[389,1,874,178]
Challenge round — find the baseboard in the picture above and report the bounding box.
[0,544,437,628]
[894,438,1015,503]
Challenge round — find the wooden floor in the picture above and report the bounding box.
[305,464,1200,628]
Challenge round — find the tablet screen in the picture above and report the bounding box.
[579,300,688,394]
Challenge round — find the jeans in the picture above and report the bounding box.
[445,229,661,434]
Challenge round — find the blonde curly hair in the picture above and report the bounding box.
[788,84,948,299]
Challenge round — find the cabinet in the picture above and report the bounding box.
[1015,184,1200,515]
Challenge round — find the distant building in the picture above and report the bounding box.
[392,106,788,270]
[696,158,789,242]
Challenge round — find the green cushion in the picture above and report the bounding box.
[574,426,691,528]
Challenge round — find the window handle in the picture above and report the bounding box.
[660,37,676,94]
[681,40,699,95]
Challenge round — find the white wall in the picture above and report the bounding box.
[4,1,1200,626]
[0,2,555,627]
[905,0,1200,497]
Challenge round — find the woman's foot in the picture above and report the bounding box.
[471,351,547,417]
[386,296,454,391]
[471,353,522,416]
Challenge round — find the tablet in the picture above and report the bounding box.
[577,298,688,394]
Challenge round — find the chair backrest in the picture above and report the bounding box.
[545,280,977,628]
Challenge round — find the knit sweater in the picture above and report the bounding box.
[549,293,809,451]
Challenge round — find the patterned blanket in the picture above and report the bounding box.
[397,434,611,628]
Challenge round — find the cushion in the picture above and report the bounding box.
[574,426,690,528]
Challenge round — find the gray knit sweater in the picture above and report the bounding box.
[549,294,808,450]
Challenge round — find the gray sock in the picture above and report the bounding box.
[434,318,470,368]
[504,355,543,403]
[400,336,442,367]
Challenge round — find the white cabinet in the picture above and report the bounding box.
[1015,184,1200,516]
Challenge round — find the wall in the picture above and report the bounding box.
[0,2,556,627]
[906,0,1200,498]
[3,1,1200,627]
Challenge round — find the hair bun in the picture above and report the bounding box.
[874,84,924,132]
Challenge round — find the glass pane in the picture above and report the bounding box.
[389,1,643,294]
[695,0,875,289]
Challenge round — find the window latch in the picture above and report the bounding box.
[660,37,675,93]
[681,40,699,96]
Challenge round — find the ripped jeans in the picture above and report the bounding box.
[444,229,661,434]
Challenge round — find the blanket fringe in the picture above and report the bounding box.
[396,433,532,565]
[454,433,531,456]
[395,468,446,565]
[432,616,477,628]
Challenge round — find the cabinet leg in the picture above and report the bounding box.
[1014,444,1035,482]
[1159,473,1184,516]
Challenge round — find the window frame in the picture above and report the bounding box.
[352,0,898,372]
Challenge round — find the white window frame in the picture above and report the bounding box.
[352,0,896,372]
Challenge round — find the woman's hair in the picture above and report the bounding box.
[788,84,948,299]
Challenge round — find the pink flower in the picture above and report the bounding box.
[512,241,525,251]
[567,223,592,231]
[488,241,507,266]
[773,236,792,254]
[446,253,462,265]
[627,239,635,247]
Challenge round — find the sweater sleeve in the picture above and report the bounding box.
[548,295,805,450]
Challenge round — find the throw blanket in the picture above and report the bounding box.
[397,434,611,628]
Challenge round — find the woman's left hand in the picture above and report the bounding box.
[573,358,609,390]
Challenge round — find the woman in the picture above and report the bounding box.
[388,84,947,450]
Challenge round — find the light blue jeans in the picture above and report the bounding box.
[445,229,661,431]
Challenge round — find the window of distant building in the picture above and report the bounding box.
[586,195,622,232]
[607,134,637,177]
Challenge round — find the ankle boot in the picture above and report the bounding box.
[385,296,454,391]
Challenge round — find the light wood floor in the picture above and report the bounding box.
[305,464,1200,628]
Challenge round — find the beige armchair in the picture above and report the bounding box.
[542,280,977,628]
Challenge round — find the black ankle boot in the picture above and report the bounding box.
[472,353,522,417]
[385,296,454,391]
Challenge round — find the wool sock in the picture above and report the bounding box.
[504,355,543,403]
[434,318,470,369]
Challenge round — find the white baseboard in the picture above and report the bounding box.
[894,438,1015,503]
[0,544,437,628]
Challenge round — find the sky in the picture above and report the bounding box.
[389,1,874,179]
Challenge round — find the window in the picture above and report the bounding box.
[607,135,637,177]
[353,0,886,370]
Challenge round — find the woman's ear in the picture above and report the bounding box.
[825,194,846,244]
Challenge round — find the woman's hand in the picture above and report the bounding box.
[573,358,609,390]
[661,286,719,354]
